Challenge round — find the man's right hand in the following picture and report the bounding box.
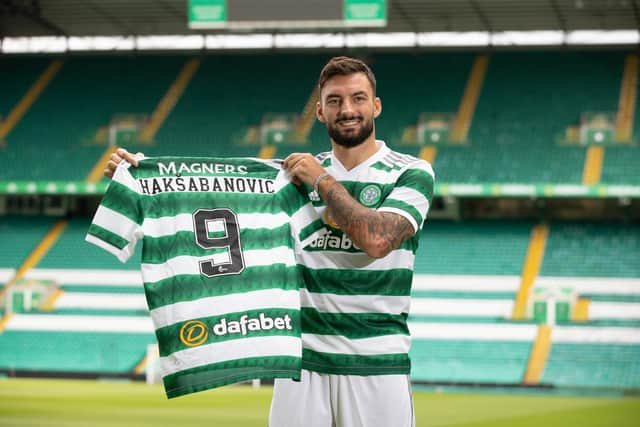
[104,148,145,179]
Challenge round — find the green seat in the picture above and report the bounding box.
[410,339,532,384]
[0,216,55,268]
[542,343,640,388]
[1,55,184,181]
[37,218,141,270]
[541,222,640,278]
[601,145,640,185]
[415,220,532,275]
[0,330,156,374]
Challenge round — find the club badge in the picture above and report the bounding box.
[358,184,382,207]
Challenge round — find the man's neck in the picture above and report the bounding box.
[331,136,379,171]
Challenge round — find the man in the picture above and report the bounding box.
[106,56,434,427]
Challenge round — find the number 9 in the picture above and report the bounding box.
[192,208,245,277]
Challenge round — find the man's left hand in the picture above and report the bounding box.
[282,153,326,187]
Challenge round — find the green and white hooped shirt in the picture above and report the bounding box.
[86,156,325,398]
[299,141,435,376]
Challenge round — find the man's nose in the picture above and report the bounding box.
[339,99,355,115]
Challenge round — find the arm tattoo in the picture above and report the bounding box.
[323,180,415,257]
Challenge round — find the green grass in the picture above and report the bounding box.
[0,378,638,427]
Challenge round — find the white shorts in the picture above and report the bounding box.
[269,369,415,427]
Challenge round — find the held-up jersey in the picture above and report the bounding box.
[86,157,325,398]
[298,141,435,376]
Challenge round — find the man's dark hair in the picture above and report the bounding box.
[318,56,377,95]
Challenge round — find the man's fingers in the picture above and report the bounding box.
[104,158,118,179]
[110,152,122,164]
[123,151,140,167]
[282,153,300,170]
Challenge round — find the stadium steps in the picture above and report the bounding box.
[418,146,437,163]
[292,85,320,143]
[0,59,63,142]
[513,224,549,320]
[258,144,277,159]
[614,54,638,142]
[139,58,201,143]
[450,54,488,143]
[523,325,552,384]
[582,145,604,185]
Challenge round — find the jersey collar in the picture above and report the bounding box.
[329,140,390,177]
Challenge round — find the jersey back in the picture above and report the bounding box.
[86,157,324,398]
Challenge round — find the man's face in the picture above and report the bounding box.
[317,73,381,148]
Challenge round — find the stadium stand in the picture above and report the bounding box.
[1,51,638,184]
[542,329,640,389]
[0,216,55,271]
[411,338,533,384]
[154,53,329,158]
[0,317,154,374]
[0,55,184,180]
[0,50,639,393]
[601,145,640,184]
[0,217,151,376]
[0,57,50,121]
[407,219,640,389]
[435,51,624,183]
[409,220,535,383]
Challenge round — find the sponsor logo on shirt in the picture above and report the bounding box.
[178,313,294,347]
[306,229,360,251]
[179,320,209,347]
[212,313,293,337]
[157,161,248,176]
[323,208,340,229]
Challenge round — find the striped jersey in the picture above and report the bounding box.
[298,141,435,375]
[86,157,325,398]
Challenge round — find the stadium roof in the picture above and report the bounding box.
[1,0,638,37]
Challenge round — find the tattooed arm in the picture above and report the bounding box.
[283,152,415,258]
[317,176,414,258]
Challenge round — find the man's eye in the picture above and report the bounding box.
[327,99,339,105]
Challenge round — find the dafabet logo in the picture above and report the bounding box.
[179,320,209,347]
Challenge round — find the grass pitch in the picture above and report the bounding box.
[0,378,638,427]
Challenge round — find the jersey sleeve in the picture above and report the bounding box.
[377,160,435,233]
[274,170,327,248]
[85,162,143,262]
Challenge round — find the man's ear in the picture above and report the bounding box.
[373,97,382,119]
[316,101,326,123]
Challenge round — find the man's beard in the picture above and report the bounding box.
[326,114,374,148]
